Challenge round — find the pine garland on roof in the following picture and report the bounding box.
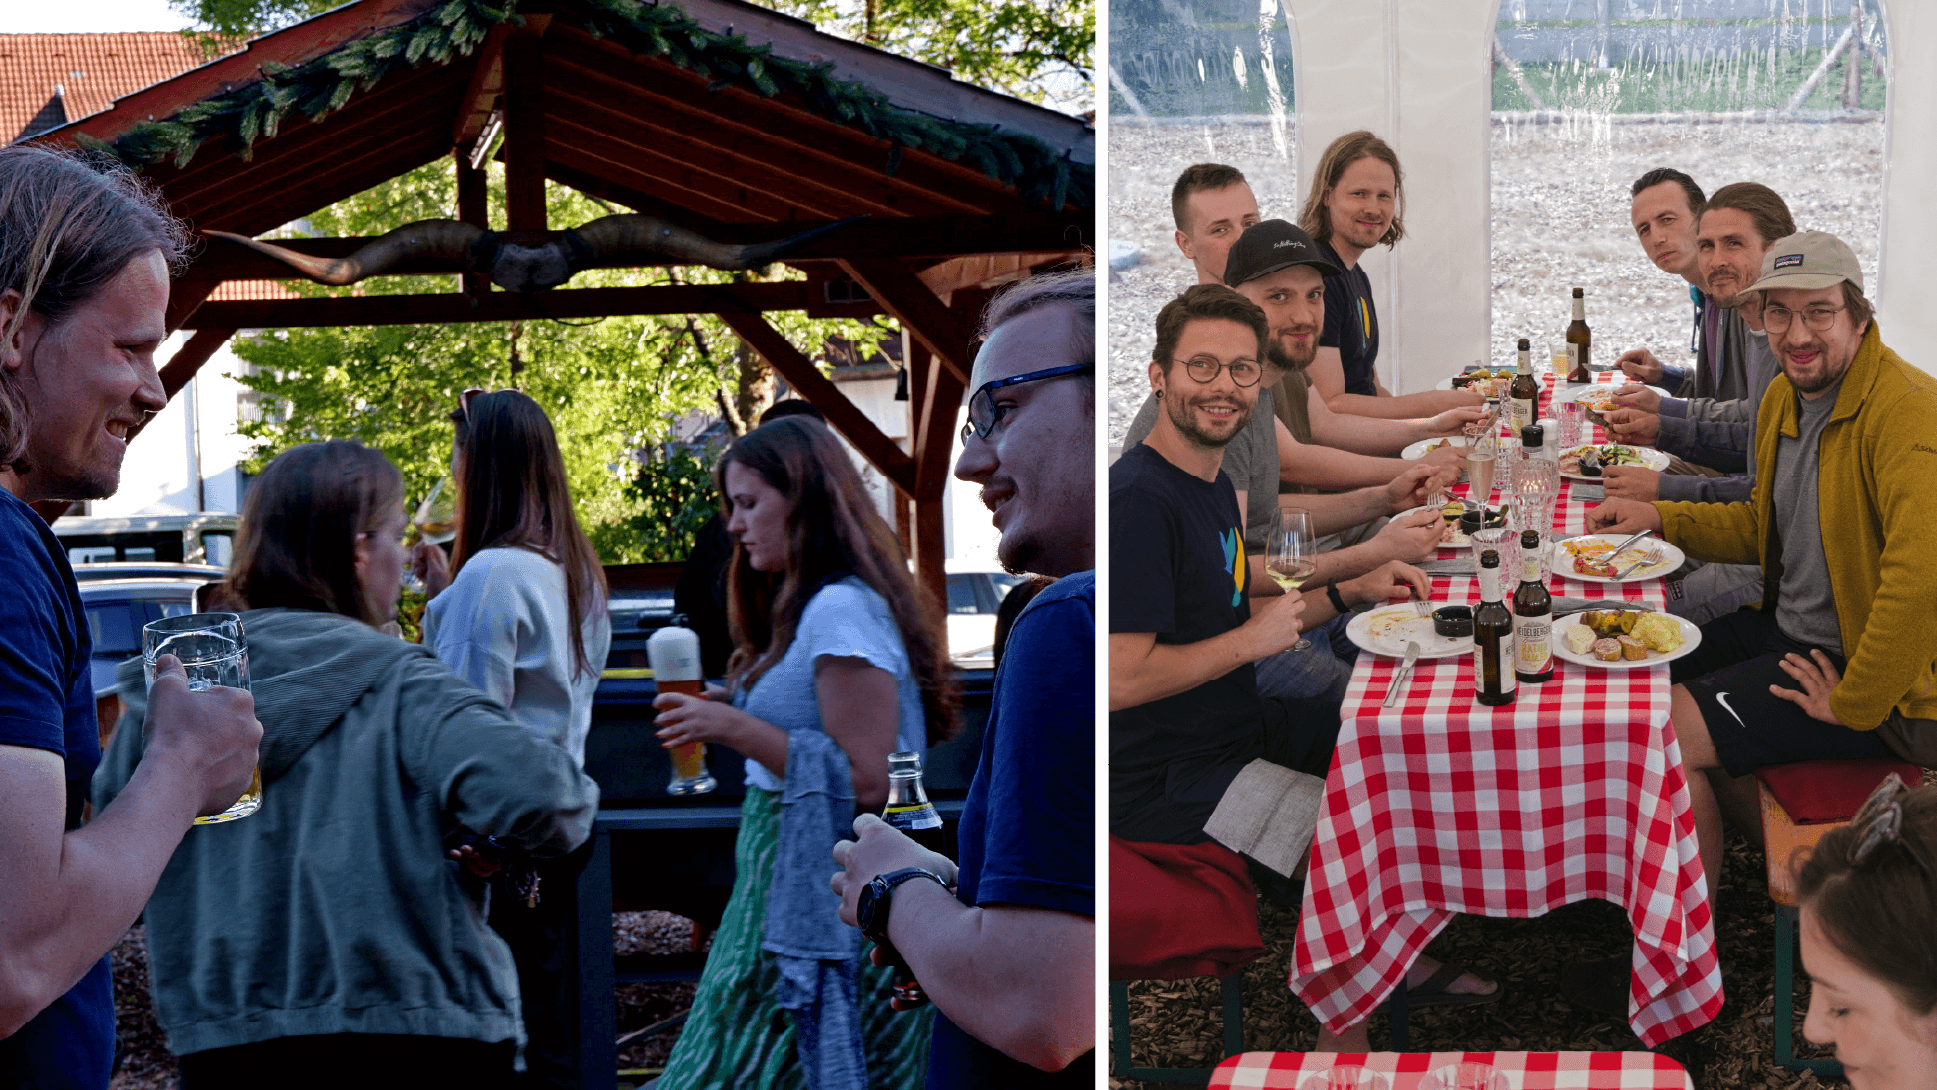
[75,0,1090,211]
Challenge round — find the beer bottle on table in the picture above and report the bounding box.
[879,752,947,1006]
[1512,529,1554,684]
[649,617,716,795]
[1474,550,1517,706]
[1566,287,1592,383]
[1509,338,1538,437]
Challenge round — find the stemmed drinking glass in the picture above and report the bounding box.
[402,478,457,594]
[1267,506,1316,652]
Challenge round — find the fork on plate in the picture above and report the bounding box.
[1613,541,1665,580]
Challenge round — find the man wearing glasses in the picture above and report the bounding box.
[831,269,1094,1086]
[1588,230,1937,909]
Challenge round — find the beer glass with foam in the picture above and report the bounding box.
[650,618,716,795]
[143,612,261,823]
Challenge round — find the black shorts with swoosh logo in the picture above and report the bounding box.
[1670,609,1894,777]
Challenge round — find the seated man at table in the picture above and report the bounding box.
[1599,182,1793,623]
[1110,283,1495,1043]
[1587,230,1937,903]
[1125,221,1454,706]
[1295,131,1484,420]
[1613,168,1711,397]
[1155,163,1476,479]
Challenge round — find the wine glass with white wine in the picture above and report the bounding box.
[1267,505,1316,652]
[401,478,458,594]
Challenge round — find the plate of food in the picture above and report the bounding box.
[1550,534,1686,582]
[1558,443,1672,480]
[1438,368,1512,396]
[1552,382,1671,425]
[1403,501,1508,547]
[1550,608,1702,669]
[1400,435,1469,462]
[1345,603,1473,659]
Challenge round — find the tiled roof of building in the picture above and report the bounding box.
[1,32,233,144]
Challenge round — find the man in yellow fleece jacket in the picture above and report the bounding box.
[1588,230,1937,893]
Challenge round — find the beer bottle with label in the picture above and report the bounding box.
[1509,338,1538,436]
[1566,287,1592,383]
[1474,550,1517,706]
[879,752,947,1005]
[1512,529,1554,683]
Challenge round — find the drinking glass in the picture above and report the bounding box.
[1267,506,1315,652]
[413,479,457,545]
[1470,527,1518,584]
[1557,400,1585,450]
[143,612,260,824]
[1300,1066,1391,1090]
[1421,1062,1510,1090]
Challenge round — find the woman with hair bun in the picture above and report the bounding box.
[1795,776,1937,1090]
[650,415,954,1089]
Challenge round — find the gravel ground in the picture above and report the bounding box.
[1107,116,1885,448]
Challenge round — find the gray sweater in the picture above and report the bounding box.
[1655,324,1780,503]
[94,608,599,1056]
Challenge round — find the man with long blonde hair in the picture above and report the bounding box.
[1297,130,1479,420]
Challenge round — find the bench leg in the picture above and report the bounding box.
[1773,903,1844,1077]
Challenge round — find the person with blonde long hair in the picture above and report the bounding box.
[95,440,596,1088]
[651,415,953,1089]
[412,388,612,1089]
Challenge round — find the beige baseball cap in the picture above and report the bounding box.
[1744,230,1864,294]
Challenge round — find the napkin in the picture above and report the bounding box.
[1204,759,1327,878]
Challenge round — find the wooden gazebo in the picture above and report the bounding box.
[34,0,1093,599]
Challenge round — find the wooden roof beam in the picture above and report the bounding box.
[714,310,914,493]
[502,14,553,233]
[836,257,978,385]
[183,280,877,328]
[452,23,513,150]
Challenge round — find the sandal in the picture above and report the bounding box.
[1404,961,1504,1009]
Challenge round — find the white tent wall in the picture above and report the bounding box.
[1283,0,1929,390]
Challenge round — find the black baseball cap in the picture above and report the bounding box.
[1222,219,1342,287]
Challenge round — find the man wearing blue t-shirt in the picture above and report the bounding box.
[0,147,259,1088]
[832,269,1094,1085]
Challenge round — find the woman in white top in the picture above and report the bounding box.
[413,387,610,1090]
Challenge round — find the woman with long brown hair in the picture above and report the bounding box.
[412,388,611,1090]
[651,415,953,1089]
[95,440,596,1087]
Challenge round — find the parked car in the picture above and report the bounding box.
[75,564,229,750]
[944,561,1027,665]
[53,512,238,567]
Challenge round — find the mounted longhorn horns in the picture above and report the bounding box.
[204,215,859,293]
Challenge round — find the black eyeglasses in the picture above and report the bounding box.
[960,363,1092,442]
[1847,774,1933,877]
[1762,304,1846,334]
[1173,354,1263,388]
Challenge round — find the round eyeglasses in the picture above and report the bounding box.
[1172,354,1263,388]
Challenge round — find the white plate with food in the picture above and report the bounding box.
[1345,603,1473,659]
[1550,609,1702,669]
[1557,443,1672,480]
[1402,501,1509,548]
[1435,369,1513,395]
[1400,435,1469,462]
[1552,382,1672,417]
[1550,534,1686,582]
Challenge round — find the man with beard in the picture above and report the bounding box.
[1587,231,1937,921]
[1599,183,1793,623]
[1296,131,1483,419]
[1615,168,1713,396]
[833,270,1093,1086]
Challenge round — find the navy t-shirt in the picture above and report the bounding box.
[926,571,1095,1088]
[1108,444,1259,845]
[0,488,116,1089]
[1318,239,1380,397]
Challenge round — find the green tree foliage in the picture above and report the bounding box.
[228,158,879,562]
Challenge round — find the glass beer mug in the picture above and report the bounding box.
[143,612,262,824]
[650,617,716,796]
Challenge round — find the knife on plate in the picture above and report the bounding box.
[1384,640,1421,707]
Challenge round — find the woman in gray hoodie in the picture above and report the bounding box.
[94,440,599,1089]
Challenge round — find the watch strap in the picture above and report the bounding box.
[861,867,950,943]
[1326,578,1349,614]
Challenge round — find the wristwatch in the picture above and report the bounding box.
[856,867,950,944]
[1326,578,1350,614]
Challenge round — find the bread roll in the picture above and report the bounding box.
[1564,624,1597,656]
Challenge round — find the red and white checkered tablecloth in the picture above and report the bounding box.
[1289,455,1723,1046]
[1210,1051,1695,1090]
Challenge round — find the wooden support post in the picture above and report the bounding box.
[164,279,219,334]
[158,328,239,401]
[903,334,960,615]
[502,20,551,233]
[715,310,915,492]
[456,147,489,297]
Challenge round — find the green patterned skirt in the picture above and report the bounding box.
[654,787,932,1089]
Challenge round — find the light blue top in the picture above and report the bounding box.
[737,575,925,791]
